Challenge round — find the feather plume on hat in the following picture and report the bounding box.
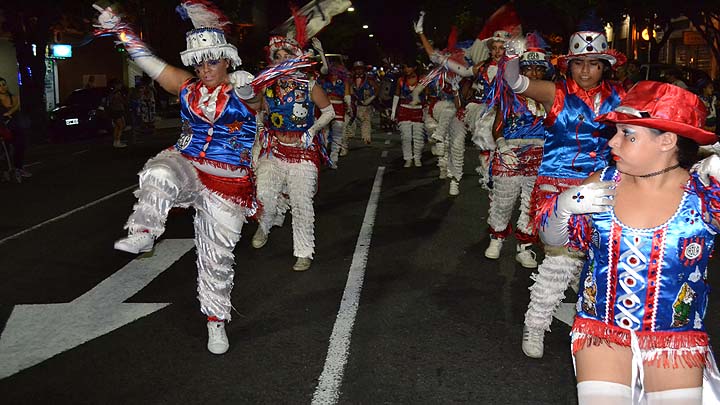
[176,0,242,68]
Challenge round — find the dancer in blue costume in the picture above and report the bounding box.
[250,29,334,273]
[313,39,351,167]
[95,1,260,354]
[414,8,520,195]
[391,61,427,167]
[540,81,720,404]
[504,27,626,358]
[484,40,551,269]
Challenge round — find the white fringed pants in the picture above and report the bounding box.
[524,249,585,332]
[487,174,536,238]
[345,105,372,143]
[255,155,318,259]
[429,100,456,175]
[328,120,345,166]
[399,120,425,162]
[125,149,248,321]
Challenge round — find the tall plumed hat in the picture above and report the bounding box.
[466,3,522,65]
[558,11,625,70]
[268,7,308,61]
[596,81,716,145]
[176,0,242,68]
[520,32,551,70]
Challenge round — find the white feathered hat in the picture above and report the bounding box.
[176,0,242,68]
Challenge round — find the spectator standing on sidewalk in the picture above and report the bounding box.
[108,79,127,148]
[0,76,31,178]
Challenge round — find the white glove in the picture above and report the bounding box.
[391,95,399,121]
[92,4,120,30]
[504,57,529,93]
[540,181,616,247]
[311,37,324,54]
[301,130,314,149]
[495,137,519,169]
[504,37,526,59]
[413,11,425,35]
[695,154,720,186]
[429,51,444,65]
[229,71,255,99]
[311,38,329,75]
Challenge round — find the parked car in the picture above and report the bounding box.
[639,63,710,91]
[48,87,113,141]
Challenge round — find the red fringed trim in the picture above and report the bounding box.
[515,230,537,244]
[571,317,710,368]
[567,214,592,251]
[267,142,321,169]
[397,106,424,123]
[195,169,261,217]
[530,176,583,224]
[183,154,253,174]
[489,224,512,239]
[535,191,559,236]
[330,102,346,121]
[207,315,224,322]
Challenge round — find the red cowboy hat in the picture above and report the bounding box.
[596,81,717,145]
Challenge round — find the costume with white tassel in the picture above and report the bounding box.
[253,8,334,269]
[102,1,258,336]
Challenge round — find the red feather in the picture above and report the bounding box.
[446,26,458,51]
[477,3,522,40]
[291,5,308,48]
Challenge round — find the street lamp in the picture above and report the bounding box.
[369,34,374,38]
[362,25,369,29]
[348,7,355,12]
[641,28,656,42]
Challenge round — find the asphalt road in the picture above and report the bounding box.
[0,127,718,404]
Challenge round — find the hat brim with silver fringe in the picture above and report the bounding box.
[181,28,242,68]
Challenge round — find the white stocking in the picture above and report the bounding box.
[577,381,632,405]
[645,387,702,405]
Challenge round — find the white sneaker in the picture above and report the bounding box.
[449,179,460,196]
[251,227,268,249]
[522,325,544,358]
[414,158,422,167]
[207,321,229,354]
[404,160,412,168]
[113,140,127,148]
[293,257,312,272]
[114,233,154,254]
[515,244,538,268]
[484,238,503,259]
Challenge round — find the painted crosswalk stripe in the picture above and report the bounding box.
[0,185,136,246]
[312,166,385,404]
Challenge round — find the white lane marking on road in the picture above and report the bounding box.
[72,149,89,156]
[0,238,194,380]
[554,302,576,327]
[312,166,385,405]
[0,184,136,246]
[381,151,388,158]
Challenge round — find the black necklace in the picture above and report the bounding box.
[618,163,681,178]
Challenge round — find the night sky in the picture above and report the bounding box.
[134,0,591,71]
